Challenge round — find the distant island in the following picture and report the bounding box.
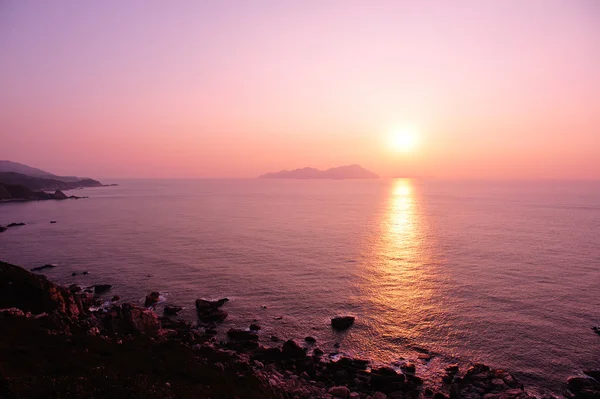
[259,164,379,180]
[0,160,114,202]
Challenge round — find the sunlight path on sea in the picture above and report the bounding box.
[352,179,453,369]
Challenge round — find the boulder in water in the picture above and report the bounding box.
[331,316,355,331]
[195,298,229,322]
[144,291,160,307]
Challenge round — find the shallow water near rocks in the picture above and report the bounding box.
[1,178,599,395]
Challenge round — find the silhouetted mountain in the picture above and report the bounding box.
[0,172,103,192]
[0,160,87,182]
[259,164,379,179]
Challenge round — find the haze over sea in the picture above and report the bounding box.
[1,178,599,394]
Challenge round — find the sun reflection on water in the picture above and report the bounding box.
[352,178,443,363]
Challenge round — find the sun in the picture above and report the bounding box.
[389,126,419,152]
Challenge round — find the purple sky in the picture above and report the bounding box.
[1,1,599,178]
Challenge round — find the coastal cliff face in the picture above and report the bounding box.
[0,260,597,399]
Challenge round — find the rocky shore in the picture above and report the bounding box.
[0,260,598,399]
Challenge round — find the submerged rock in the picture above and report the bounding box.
[331,316,355,331]
[31,264,56,272]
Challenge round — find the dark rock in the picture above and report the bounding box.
[593,326,600,336]
[0,226,6,232]
[111,295,121,302]
[281,340,306,358]
[305,336,316,344]
[333,357,369,372]
[53,190,68,200]
[465,363,490,379]
[270,335,279,342]
[31,264,55,272]
[102,303,161,336]
[50,221,56,223]
[164,305,182,316]
[93,284,112,294]
[370,366,406,393]
[226,328,259,350]
[433,393,449,399]
[568,376,600,393]
[584,370,600,381]
[144,291,160,307]
[401,362,416,374]
[334,342,341,348]
[227,328,259,342]
[331,316,355,331]
[195,298,229,323]
[72,272,77,276]
[313,347,324,356]
[0,260,89,318]
[68,284,81,293]
[328,386,350,398]
[249,323,261,331]
[446,364,459,374]
[82,271,89,275]
[6,222,25,228]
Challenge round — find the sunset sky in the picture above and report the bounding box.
[1,1,599,179]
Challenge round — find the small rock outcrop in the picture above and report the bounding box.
[53,190,68,199]
[195,298,229,323]
[331,316,355,331]
[144,291,160,307]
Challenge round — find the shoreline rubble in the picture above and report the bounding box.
[0,260,597,399]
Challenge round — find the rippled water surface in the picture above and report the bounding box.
[1,179,599,394]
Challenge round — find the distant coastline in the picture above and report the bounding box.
[259,164,379,180]
[0,160,115,203]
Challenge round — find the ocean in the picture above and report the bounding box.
[1,178,599,394]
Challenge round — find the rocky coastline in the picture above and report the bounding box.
[0,260,598,399]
